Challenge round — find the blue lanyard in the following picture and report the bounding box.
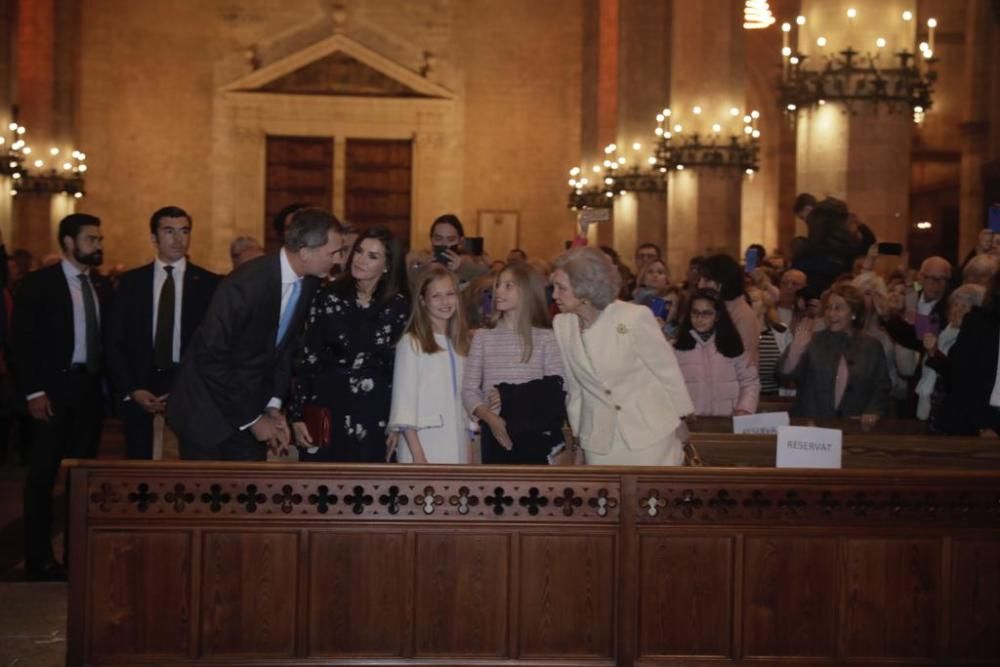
[445,338,458,397]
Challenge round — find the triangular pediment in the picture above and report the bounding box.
[259,51,421,97]
[224,33,454,100]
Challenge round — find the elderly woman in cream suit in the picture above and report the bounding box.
[551,247,695,465]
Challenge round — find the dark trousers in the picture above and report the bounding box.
[121,368,175,459]
[480,427,550,465]
[179,427,267,461]
[24,371,103,567]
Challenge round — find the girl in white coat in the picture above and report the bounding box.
[388,265,472,463]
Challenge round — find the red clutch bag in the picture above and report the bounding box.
[302,405,331,448]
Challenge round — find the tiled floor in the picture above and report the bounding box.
[0,582,67,667]
[0,420,123,666]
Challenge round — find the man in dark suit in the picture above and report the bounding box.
[167,208,346,460]
[108,206,220,459]
[11,213,111,580]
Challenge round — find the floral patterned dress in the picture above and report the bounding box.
[289,283,409,462]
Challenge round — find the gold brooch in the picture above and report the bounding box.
[617,323,628,334]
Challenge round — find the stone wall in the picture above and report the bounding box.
[74,0,582,273]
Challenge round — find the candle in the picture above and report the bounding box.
[927,18,937,52]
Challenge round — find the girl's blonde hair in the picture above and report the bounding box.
[406,264,471,356]
[635,258,671,290]
[494,261,551,363]
[745,285,784,329]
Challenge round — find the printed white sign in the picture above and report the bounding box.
[579,208,611,224]
[733,411,790,435]
[775,425,842,469]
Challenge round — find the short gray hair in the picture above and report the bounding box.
[284,207,343,251]
[553,246,621,310]
[962,254,998,285]
[229,236,261,256]
[949,283,986,308]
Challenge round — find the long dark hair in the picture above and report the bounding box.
[673,288,745,358]
[331,226,409,305]
[700,254,745,301]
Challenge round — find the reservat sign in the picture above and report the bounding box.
[733,411,790,435]
[775,425,842,469]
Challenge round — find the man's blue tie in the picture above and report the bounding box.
[276,279,302,346]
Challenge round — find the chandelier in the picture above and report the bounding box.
[0,110,88,198]
[777,10,938,123]
[567,106,762,209]
[743,0,775,29]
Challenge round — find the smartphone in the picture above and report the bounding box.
[464,237,484,256]
[877,242,903,256]
[744,247,762,273]
[481,291,493,317]
[988,205,1000,233]
[648,296,668,319]
[433,245,453,264]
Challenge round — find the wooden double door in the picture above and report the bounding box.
[264,136,412,251]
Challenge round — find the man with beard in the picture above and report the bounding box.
[11,213,112,580]
[108,207,220,459]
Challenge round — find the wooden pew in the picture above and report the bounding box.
[66,460,1000,666]
[688,416,1000,469]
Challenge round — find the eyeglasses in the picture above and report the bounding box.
[920,274,950,283]
[690,309,716,318]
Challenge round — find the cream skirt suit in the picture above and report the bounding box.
[553,300,695,466]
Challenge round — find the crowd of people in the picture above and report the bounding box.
[3,193,1000,579]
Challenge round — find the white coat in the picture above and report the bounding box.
[553,301,695,459]
[388,333,469,464]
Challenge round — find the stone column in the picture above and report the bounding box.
[11,0,82,257]
[664,0,745,277]
[794,0,917,243]
[958,0,990,258]
[579,0,617,249]
[611,0,671,267]
[0,0,14,243]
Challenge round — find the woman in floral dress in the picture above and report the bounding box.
[290,227,409,462]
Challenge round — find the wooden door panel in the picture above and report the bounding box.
[637,535,733,658]
[345,138,412,243]
[307,531,408,656]
[842,538,941,659]
[518,534,615,659]
[950,539,1000,660]
[265,136,333,251]
[414,533,510,657]
[200,531,298,656]
[742,537,838,658]
[89,531,192,659]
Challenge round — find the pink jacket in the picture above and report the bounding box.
[674,334,760,416]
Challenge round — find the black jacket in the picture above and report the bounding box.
[934,307,1000,435]
[108,261,220,399]
[166,253,318,451]
[884,293,950,352]
[497,375,567,456]
[780,329,891,418]
[10,262,113,397]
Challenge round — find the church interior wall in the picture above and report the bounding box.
[73,0,583,272]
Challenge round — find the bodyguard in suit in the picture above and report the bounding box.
[167,208,347,460]
[12,213,111,580]
[108,206,220,459]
